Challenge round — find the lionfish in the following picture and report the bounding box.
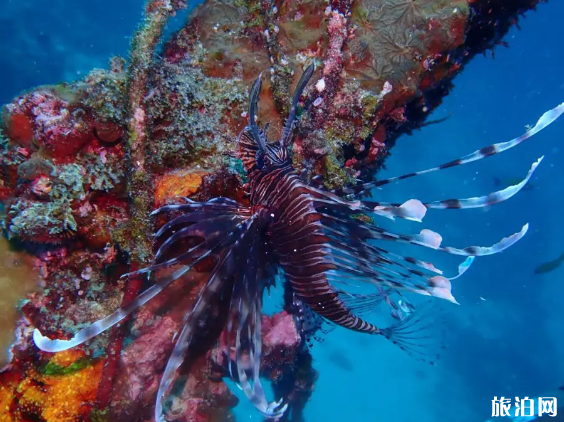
[33,65,564,420]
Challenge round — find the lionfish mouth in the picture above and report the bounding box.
[33,64,564,420]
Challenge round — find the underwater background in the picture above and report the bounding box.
[0,1,563,422]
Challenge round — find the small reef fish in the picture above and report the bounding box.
[534,253,564,274]
[32,65,564,420]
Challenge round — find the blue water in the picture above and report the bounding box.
[1,1,563,421]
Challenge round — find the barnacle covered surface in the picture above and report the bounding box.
[0,0,549,421]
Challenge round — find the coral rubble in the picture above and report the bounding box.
[0,0,548,420]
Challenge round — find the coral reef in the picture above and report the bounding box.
[0,0,549,421]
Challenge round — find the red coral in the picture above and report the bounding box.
[4,90,94,159]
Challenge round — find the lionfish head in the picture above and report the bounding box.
[242,65,315,171]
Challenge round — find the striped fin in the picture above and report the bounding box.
[154,239,241,422]
[128,224,236,278]
[438,224,529,256]
[320,205,528,258]
[34,211,253,353]
[151,201,241,216]
[449,257,475,280]
[232,296,286,417]
[154,210,244,238]
[363,156,543,211]
[311,193,429,223]
[324,236,457,302]
[315,211,525,304]
[426,156,542,209]
[154,214,283,421]
[224,215,288,417]
[155,318,193,422]
[34,264,192,353]
[336,101,564,197]
[154,216,241,261]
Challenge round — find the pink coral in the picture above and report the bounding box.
[117,315,178,405]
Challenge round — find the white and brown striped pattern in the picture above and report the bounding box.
[335,103,564,197]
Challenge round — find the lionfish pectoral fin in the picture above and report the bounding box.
[207,213,288,418]
[154,262,231,422]
[448,256,475,280]
[381,301,445,365]
[155,318,193,422]
[229,298,288,418]
[388,223,528,258]
[424,156,543,210]
[335,101,564,197]
[150,198,239,216]
[33,265,192,353]
[154,223,252,422]
[366,156,543,215]
[35,205,250,353]
[437,223,529,256]
[372,198,427,222]
[154,210,241,238]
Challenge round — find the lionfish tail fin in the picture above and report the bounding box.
[381,301,446,365]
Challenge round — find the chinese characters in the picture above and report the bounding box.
[492,397,557,418]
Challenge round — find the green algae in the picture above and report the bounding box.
[41,357,92,376]
[7,154,124,241]
[148,64,247,170]
[80,63,128,125]
[7,163,86,239]
[8,199,77,238]
[85,154,125,191]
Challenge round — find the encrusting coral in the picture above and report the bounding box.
[0,0,549,420]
